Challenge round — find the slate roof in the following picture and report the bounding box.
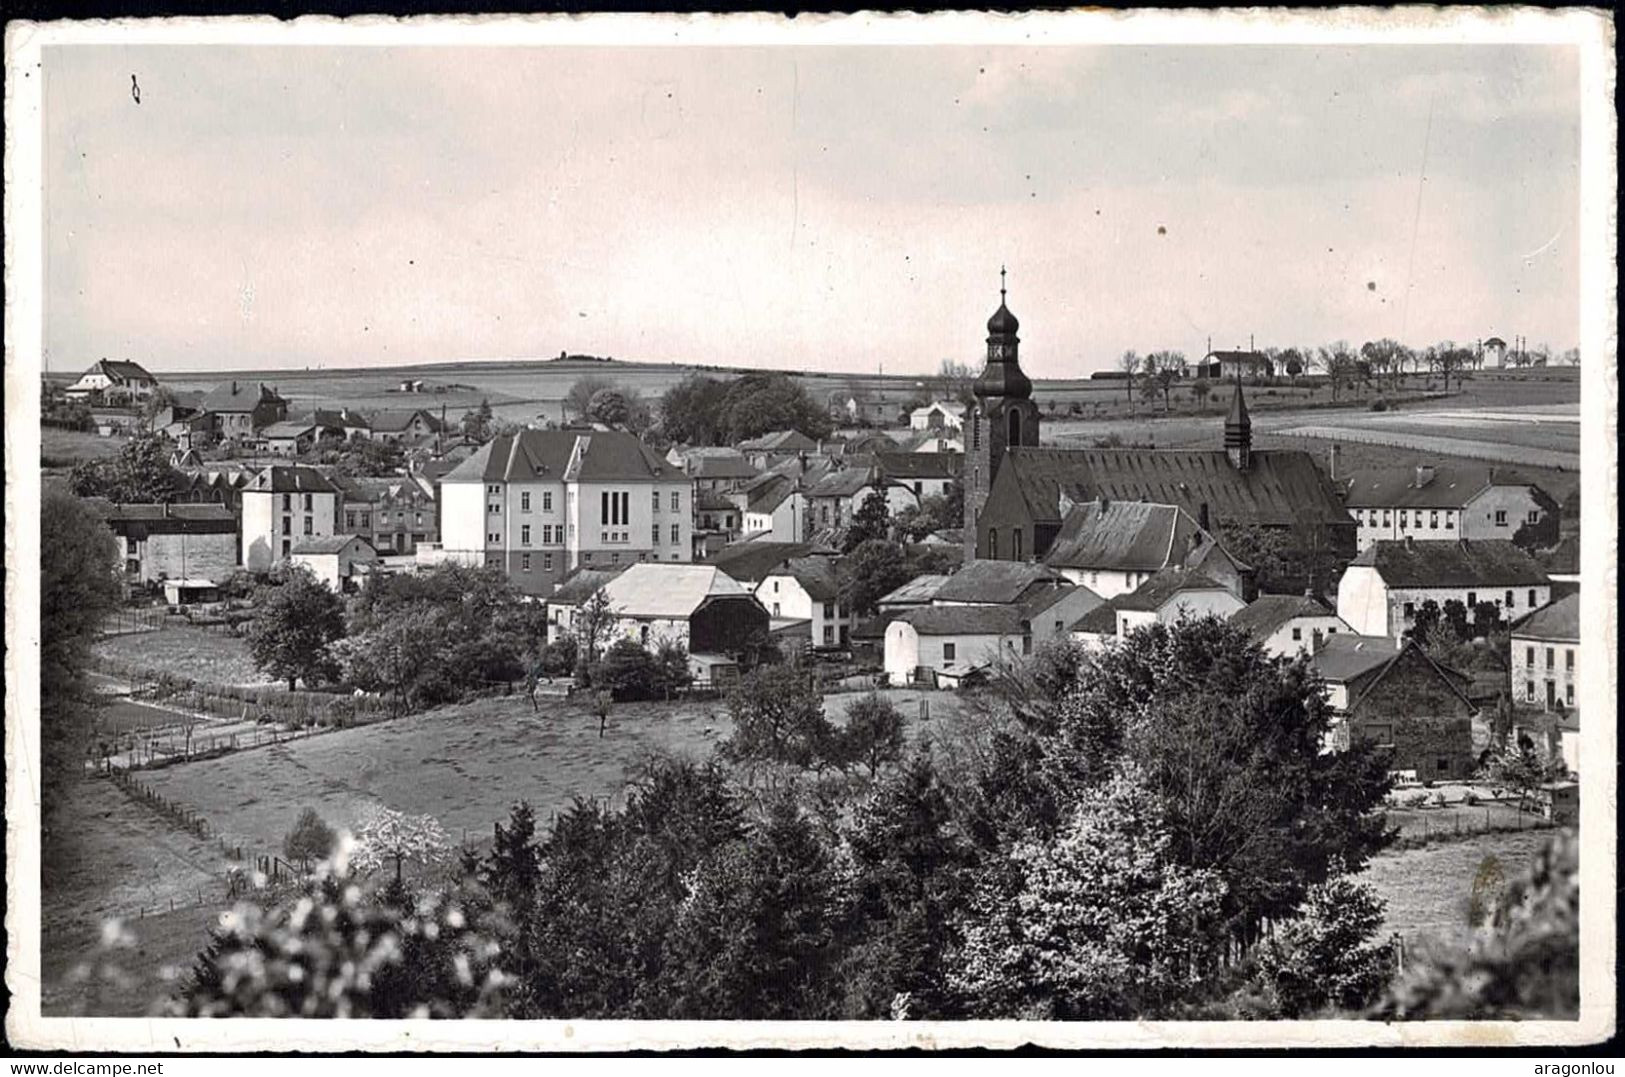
[1308,633,1404,682]
[86,500,237,535]
[261,419,321,439]
[681,450,760,481]
[1512,592,1579,643]
[599,564,758,620]
[1113,567,1230,613]
[928,528,965,547]
[82,359,157,383]
[442,430,676,484]
[368,409,444,434]
[1342,465,1549,510]
[997,447,1350,530]
[933,559,1066,605]
[1228,593,1336,641]
[744,475,797,514]
[550,567,628,605]
[1537,535,1579,576]
[876,452,960,481]
[291,535,373,556]
[895,604,1022,637]
[1070,600,1121,635]
[1351,539,1550,588]
[771,556,842,602]
[202,381,284,413]
[708,539,818,584]
[807,467,880,499]
[876,574,953,607]
[739,429,818,452]
[1043,500,1199,573]
[696,489,738,512]
[247,465,341,494]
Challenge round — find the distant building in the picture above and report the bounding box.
[1041,498,1249,600]
[1228,593,1352,658]
[756,556,852,649]
[876,452,959,502]
[803,465,919,540]
[678,449,762,493]
[202,381,288,441]
[240,464,342,570]
[368,408,445,446]
[65,359,159,401]
[1312,635,1477,782]
[1510,592,1579,713]
[738,429,819,469]
[592,563,772,668]
[438,429,693,597]
[1336,537,1552,638]
[1070,566,1247,650]
[333,476,437,556]
[88,501,238,590]
[1342,465,1559,551]
[909,401,966,432]
[291,534,378,592]
[1195,350,1274,380]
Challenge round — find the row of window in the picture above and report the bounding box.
[280,493,317,512]
[985,527,1024,561]
[487,487,685,516]
[280,515,315,536]
[1401,589,1541,618]
[499,548,685,574]
[1526,680,1576,707]
[1524,646,1575,671]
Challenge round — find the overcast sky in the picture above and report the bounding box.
[44,43,1580,377]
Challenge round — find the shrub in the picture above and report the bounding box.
[539,635,578,678]
[1368,397,1390,412]
[1463,790,1481,807]
[283,807,337,865]
[593,638,664,702]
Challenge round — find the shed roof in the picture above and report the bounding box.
[1350,538,1549,587]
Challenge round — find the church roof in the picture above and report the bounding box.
[986,302,1019,337]
[1225,377,1251,432]
[996,447,1351,530]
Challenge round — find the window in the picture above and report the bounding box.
[543,491,553,512]
[1528,589,1537,607]
[489,502,500,515]
[1526,646,1535,666]
[1566,649,1574,671]
[543,553,553,571]
[671,523,680,543]
[521,525,531,545]
[1403,601,1415,620]
[521,553,531,571]
[1382,511,1391,526]
[1437,758,1450,773]
[943,642,957,662]
[1467,592,1477,608]
[1495,510,1508,526]
[583,552,593,562]
[282,493,292,511]
[1545,647,1554,668]
[988,529,999,560]
[361,513,370,528]
[346,512,356,528]
[488,532,499,544]
[652,525,660,545]
[652,491,660,513]
[487,484,500,495]
[612,552,620,564]
[772,602,781,616]
[1525,680,1536,702]
[282,518,292,535]
[415,513,423,526]
[823,602,834,619]
[303,494,313,512]
[1528,510,1539,524]
[303,517,313,536]
[282,540,291,558]
[823,626,834,645]
[1398,511,1407,530]
[1444,514,1454,530]
[1566,684,1574,705]
[1429,511,1439,529]
[601,491,610,524]
[1012,528,1024,561]
[1291,627,1302,642]
[1505,590,1514,607]
[521,491,531,511]
[670,491,681,512]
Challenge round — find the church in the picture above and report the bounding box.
[960,279,1356,575]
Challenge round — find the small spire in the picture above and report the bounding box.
[999,264,1007,303]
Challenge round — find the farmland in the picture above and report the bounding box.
[41,427,123,468]
[93,626,268,687]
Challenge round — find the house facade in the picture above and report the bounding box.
[1228,593,1352,658]
[203,382,288,441]
[291,534,378,592]
[1313,635,1477,781]
[240,465,342,570]
[909,401,966,432]
[1336,537,1552,638]
[755,556,853,649]
[592,563,771,661]
[1343,465,1559,551]
[1041,498,1249,600]
[1510,592,1579,712]
[439,430,693,597]
[334,477,437,556]
[66,359,159,401]
[91,501,238,589]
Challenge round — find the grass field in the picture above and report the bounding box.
[1360,828,1563,953]
[41,427,124,468]
[93,626,268,687]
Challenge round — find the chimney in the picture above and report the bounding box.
[1404,534,1414,551]
[1198,502,1210,532]
[1413,464,1436,488]
[1328,444,1341,483]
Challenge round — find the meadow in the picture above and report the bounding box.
[93,626,269,687]
[41,427,124,468]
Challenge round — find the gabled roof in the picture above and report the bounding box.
[1341,639,1476,715]
[1043,499,1199,573]
[934,559,1066,605]
[1537,534,1579,576]
[997,447,1351,529]
[291,535,374,556]
[876,452,960,481]
[1308,633,1404,682]
[550,566,628,605]
[246,464,340,494]
[877,573,953,607]
[600,563,758,620]
[202,381,284,413]
[708,539,818,584]
[1350,539,1549,588]
[1342,465,1547,510]
[1511,593,1579,643]
[312,407,371,429]
[1228,593,1337,641]
[1113,567,1231,613]
[1071,599,1121,635]
[368,408,444,434]
[738,429,818,452]
[681,450,760,481]
[85,500,237,534]
[910,401,966,419]
[744,474,798,514]
[896,604,1021,637]
[82,359,156,383]
[768,556,842,602]
[261,419,321,439]
[807,467,881,499]
[442,430,676,484]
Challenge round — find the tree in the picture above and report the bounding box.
[245,566,346,690]
[566,375,618,422]
[837,539,911,618]
[337,610,445,717]
[843,489,891,552]
[593,638,664,701]
[1140,350,1185,414]
[1483,735,1566,816]
[1118,350,1141,406]
[937,358,978,408]
[718,372,833,442]
[838,692,907,778]
[351,807,454,883]
[1360,339,1412,393]
[572,589,619,682]
[69,432,179,503]
[460,398,495,443]
[586,387,631,427]
[40,490,121,837]
[1317,341,1358,402]
[282,807,338,867]
[1255,875,1396,1016]
[720,663,840,772]
[1283,351,1305,382]
[658,374,731,446]
[1189,377,1212,408]
[482,800,544,915]
[951,765,1229,1019]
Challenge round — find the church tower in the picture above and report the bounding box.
[963,267,1042,562]
[1224,371,1252,471]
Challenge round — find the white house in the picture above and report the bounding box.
[1070,567,1247,650]
[439,430,694,598]
[885,605,1022,687]
[909,401,966,432]
[1042,498,1249,600]
[240,465,342,571]
[1335,537,1551,639]
[1509,592,1579,713]
[802,466,920,538]
[1228,593,1352,658]
[1343,465,1559,552]
[594,563,771,668]
[65,359,159,401]
[876,452,960,502]
[290,534,378,592]
[755,556,853,649]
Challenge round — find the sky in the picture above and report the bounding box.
[44,42,1581,378]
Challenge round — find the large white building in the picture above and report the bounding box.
[65,358,159,401]
[1335,537,1552,639]
[240,465,342,571]
[1510,592,1579,713]
[439,430,694,597]
[1342,465,1559,552]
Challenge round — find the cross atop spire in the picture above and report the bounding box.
[999,264,1007,303]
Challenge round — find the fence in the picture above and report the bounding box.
[94,657,394,729]
[102,607,169,636]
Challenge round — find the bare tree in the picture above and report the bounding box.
[1140,350,1186,414]
[1118,350,1142,408]
[937,358,977,406]
[1316,341,1358,402]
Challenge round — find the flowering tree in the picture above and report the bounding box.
[351,807,454,883]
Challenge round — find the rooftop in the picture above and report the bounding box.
[1309,633,1404,682]
[707,539,818,584]
[291,535,374,556]
[1228,593,1336,641]
[600,563,758,620]
[1114,567,1231,613]
[897,604,1022,637]
[876,451,961,481]
[1512,592,1579,643]
[1342,464,1551,510]
[1043,499,1202,573]
[442,430,677,485]
[550,566,628,605]
[247,464,341,494]
[1350,538,1550,588]
[934,559,1066,605]
[877,573,953,607]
